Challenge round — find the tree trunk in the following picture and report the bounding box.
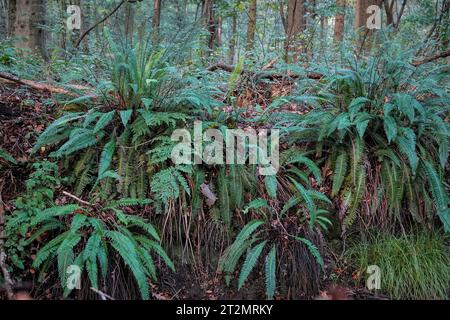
[355,0,380,29]
[355,0,380,47]
[202,0,216,55]
[334,0,346,43]
[383,0,395,26]
[0,0,7,39]
[285,0,306,59]
[246,0,257,51]
[228,13,237,64]
[58,0,67,53]
[125,1,135,45]
[10,0,46,58]
[152,0,162,45]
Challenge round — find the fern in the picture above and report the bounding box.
[238,241,267,290]
[0,148,17,164]
[265,245,277,300]
[332,151,348,197]
[294,236,324,268]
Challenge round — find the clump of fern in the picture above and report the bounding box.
[218,152,332,300]
[5,161,61,270]
[30,198,174,300]
[275,43,449,234]
[6,162,173,300]
[346,231,450,300]
[31,38,218,209]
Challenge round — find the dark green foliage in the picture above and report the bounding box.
[275,45,450,233]
[5,163,172,300]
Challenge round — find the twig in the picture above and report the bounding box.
[90,287,114,300]
[62,191,93,207]
[74,0,126,49]
[411,48,450,66]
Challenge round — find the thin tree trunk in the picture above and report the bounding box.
[59,0,67,53]
[246,0,257,51]
[355,0,380,48]
[285,0,306,60]
[334,0,346,43]
[0,0,7,39]
[125,1,135,45]
[202,0,216,55]
[152,0,162,45]
[228,13,237,64]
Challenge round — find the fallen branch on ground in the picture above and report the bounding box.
[0,71,91,96]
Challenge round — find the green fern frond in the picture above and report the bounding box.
[238,241,267,290]
[265,245,277,300]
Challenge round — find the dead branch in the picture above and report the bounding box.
[90,287,114,300]
[0,71,91,96]
[412,48,450,66]
[74,0,126,49]
[62,191,93,207]
[73,0,125,49]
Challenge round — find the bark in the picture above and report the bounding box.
[246,0,257,51]
[333,0,346,43]
[10,0,46,57]
[124,1,135,45]
[0,0,7,39]
[152,0,162,45]
[383,0,395,26]
[355,0,381,48]
[202,0,216,55]
[228,13,237,64]
[285,0,306,58]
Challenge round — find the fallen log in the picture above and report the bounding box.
[0,71,91,96]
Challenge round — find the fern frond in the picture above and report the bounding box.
[238,241,267,290]
[265,245,277,300]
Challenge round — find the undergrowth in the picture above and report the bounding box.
[346,231,450,300]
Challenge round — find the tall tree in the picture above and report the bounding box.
[152,0,162,45]
[355,0,380,47]
[228,12,237,64]
[0,0,7,39]
[246,0,257,51]
[202,0,217,55]
[355,0,380,31]
[285,0,306,58]
[125,1,135,45]
[9,0,46,58]
[334,0,346,43]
